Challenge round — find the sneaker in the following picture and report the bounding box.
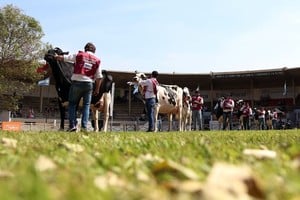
[67,127,77,132]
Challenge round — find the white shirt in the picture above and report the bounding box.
[63,51,102,82]
[139,78,157,99]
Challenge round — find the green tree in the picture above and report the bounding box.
[0,4,47,111]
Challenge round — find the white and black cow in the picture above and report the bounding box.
[44,48,113,132]
[129,73,184,132]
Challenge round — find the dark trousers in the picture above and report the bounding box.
[242,116,250,130]
[223,111,233,130]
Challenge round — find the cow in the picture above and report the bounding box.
[44,47,113,132]
[128,72,184,132]
[181,87,192,131]
[213,97,224,120]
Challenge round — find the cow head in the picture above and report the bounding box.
[44,47,69,62]
[43,47,73,104]
[126,72,149,102]
[183,87,191,99]
[133,73,147,81]
[100,70,113,93]
[127,72,147,84]
[182,87,191,107]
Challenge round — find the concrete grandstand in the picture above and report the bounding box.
[8,67,300,130]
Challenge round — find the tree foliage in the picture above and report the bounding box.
[0,4,48,111]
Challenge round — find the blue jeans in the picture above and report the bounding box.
[146,98,156,131]
[192,109,202,130]
[68,81,93,129]
[258,118,265,130]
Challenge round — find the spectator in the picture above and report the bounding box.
[55,42,102,132]
[221,94,235,130]
[138,71,159,132]
[191,90,204,130]
[257,107,266,130]
[28,107,34,118]
[271,109,278,129]
[240,102,252,130]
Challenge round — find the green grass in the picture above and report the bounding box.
[0,130,300,200]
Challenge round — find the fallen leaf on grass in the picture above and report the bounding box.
[94,171,128,190]
[243,149,276,159]
[139,153,164,163]
[0,170,14,178]
[163,180,203,193]
[1,137,17,148]
[59,142,84,153]
[291,153,300,170]
[202,162,264,200]
[35,155,57,172]
[152,160,199,180]
[136,170,150,182]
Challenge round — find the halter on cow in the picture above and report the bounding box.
[44,48,113,132]
[128,72,184,132]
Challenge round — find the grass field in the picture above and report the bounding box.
[0,130,300,200]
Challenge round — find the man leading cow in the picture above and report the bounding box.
[129,72,184,132]
[54,42,102,132]
[138,71,159,132]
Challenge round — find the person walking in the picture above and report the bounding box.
[221,94,235,130]
[139,71,159,132]
[55,42,102,132]
[191,90,204,130]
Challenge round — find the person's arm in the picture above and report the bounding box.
[94,78,102,96]
[93,67,103,95]
[54,54,76,63]
[199,97,204,105]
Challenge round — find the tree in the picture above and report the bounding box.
[0,4,47,111]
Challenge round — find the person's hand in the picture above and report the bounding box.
[93,88,99,96]
[54,54,63,61]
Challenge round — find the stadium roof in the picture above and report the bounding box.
[106,67,300,90]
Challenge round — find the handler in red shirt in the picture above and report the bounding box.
[191,90,204,130]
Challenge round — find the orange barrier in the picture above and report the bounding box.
[1,121,22,131]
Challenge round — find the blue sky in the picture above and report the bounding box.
[2,0,300,74]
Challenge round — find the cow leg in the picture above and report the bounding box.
[178,107,183,131]
[153,104,159,132]
[168,114,173,131]
[102,111,109,133]
[188,112,192,131]
[102,93,111,133]
[181,118,184,131]
[93,108,99,132]
[182,114,187,131]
